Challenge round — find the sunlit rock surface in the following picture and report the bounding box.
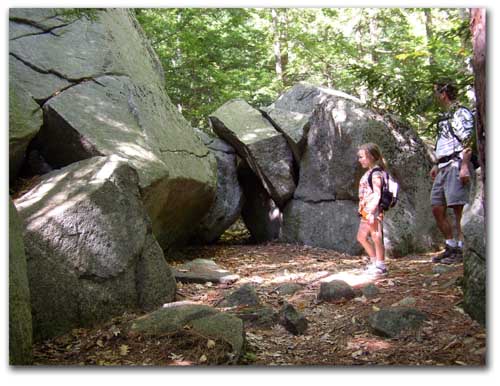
[9,8,216,249]
[15,156,176,341]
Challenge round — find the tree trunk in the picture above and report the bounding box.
[424,9,435,67]
[280,9,289,86]
[271,9,284,85]
[470,8,486,196]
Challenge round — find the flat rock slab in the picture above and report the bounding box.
[173,258,239,284]
[129,303,245,363]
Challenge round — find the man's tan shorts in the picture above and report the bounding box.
[431,161,470,207]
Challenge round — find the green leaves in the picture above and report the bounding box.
[135,8,473,138]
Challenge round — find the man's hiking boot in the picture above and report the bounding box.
[432,245,457,263]
[441,248,464,264]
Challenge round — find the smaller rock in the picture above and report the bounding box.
[361,283,380,299]
[432,265,455,274]
[129,303,245,363]
[219,283,260,307]
[279,303,308,335]
[391,297,417,307]
[230,306,279,329]
[369,306,427,338]
[274,283,304,296]
[318,280,355,303]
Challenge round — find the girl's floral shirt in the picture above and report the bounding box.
[358,167,384,220]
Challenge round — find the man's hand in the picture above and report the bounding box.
[462,147,472,162]
[430,165,439,181]
[459,162,471,185]
[459,148,472,185]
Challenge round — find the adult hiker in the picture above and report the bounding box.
[430,81,474,264]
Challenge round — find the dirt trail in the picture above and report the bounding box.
[33,237,485,366]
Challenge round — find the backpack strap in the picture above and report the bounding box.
[368,167,384,191]
[442,105,473,145]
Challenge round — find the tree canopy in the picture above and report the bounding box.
[135,8,473,138]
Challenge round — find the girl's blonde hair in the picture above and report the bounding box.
[358,143,388,170]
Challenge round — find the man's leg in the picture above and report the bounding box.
[440,161,470,264]
[439,204,466,264]
[432,205,453,239]
[431,205,456,262]
[451,205,464,242]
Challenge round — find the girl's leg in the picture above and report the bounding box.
[357,220,375,259]
[369,220,385,264]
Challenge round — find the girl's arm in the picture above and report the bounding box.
[365,172,383,215]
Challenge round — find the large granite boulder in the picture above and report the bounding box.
[14,156,177,341]
[9,199,33,365]
[462,168,486,325]
[192,129,244,243]
[9,8,217,250]
[280,84,438,256]
[209,99,296,208]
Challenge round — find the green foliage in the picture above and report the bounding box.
[135,9,277,128]
[135,8,473,137]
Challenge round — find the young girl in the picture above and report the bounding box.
[357,143,388,275]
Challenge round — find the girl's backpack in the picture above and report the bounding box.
[368,167,399,211]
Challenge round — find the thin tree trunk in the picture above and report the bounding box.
[424,9,435,67]
[271,9,283,84]
[470,8,486,195]
[369,8,379,64]
[280,9,289,87]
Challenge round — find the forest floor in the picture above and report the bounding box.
[32,229,486,367]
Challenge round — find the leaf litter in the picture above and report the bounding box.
[32,239,486,366]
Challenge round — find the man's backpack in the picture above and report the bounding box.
[368,167,399,211]
[439,105,480,169]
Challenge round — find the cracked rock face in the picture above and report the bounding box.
[9,8,217,250]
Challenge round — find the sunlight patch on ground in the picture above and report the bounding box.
[321,270,374,287]
[347,336,393,352]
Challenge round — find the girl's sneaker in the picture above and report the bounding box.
[366,264,388,276]
[363,262,376,272]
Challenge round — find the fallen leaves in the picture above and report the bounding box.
[32,242,486,366]
[119,345,129,356]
